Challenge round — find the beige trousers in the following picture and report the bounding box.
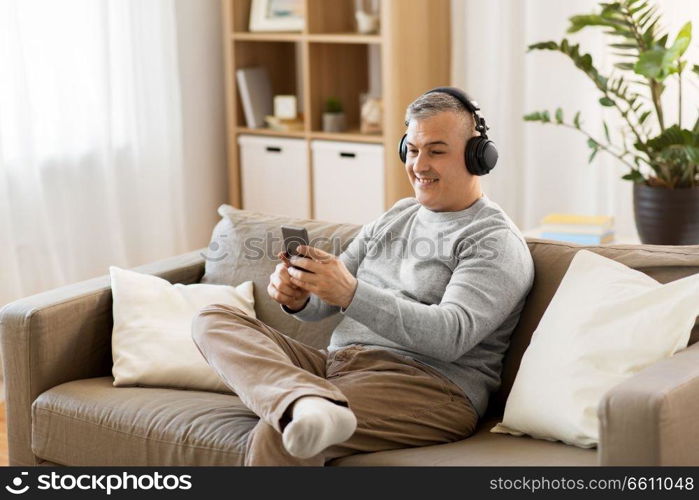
[191,303,479,466]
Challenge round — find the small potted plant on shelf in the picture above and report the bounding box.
[524,0,699,245]
[322,97,347,133]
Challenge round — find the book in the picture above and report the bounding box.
[541,213,614,228]
[236,67,273,129]
[265,114,304,132]
[540,224,614,235]
[540,231,615,245]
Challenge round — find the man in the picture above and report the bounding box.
[191,87,535,466]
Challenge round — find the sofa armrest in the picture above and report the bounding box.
[0,248,206,465]
[598,341,699,465]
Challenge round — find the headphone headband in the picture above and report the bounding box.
[425,86,489,138]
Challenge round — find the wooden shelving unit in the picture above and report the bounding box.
[222,0,451,217]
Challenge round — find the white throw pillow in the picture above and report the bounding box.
[490,249,699,448]
[110,266,255,393]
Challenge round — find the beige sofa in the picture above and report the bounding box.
[2,207,699,466]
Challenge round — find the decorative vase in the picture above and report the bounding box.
[633,183,699,245]
[322,112,346,133]
[355,11,380,34]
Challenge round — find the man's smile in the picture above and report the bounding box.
[414,176,439,186]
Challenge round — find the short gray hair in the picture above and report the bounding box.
[404,91,477,138]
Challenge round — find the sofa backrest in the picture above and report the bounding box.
[489,239,699,418]
[202,205,699,417]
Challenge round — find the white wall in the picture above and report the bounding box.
[452,0,699,237]
[174,0,229,249]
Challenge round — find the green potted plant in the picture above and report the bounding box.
[524,0,699,244]
[322,96,347,133]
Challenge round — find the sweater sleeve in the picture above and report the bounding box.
[339,229,535,362]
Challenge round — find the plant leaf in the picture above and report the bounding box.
[622,170,645,182]
[599,97,615,106]
[555,108,564,124]
[574,111,582,129]
[603,121,611,142]
[523,111,543,121]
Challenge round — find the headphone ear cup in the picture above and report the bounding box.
[478,139,498,175]
[398,134,408,163]
[466,137,498,176]
[465,137,482,175]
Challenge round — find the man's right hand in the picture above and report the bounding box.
[268,251,311,311]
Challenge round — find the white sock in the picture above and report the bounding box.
[282,396,357,459]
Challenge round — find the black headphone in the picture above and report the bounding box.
[398,86,498,176]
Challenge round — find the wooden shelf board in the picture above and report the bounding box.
[307,33,382,44]
[235,127,384,144]
[232,32,303,42]
[236,127,307,139]
[231,32,382,44]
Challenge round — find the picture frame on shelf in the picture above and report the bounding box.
[249,0,304,32]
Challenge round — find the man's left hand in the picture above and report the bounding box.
[287,245,358,309]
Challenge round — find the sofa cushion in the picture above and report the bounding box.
[490,239,699,418]
[328,416,597,466]
[32,377,597,466]
[110,266,255,394]
[32,377,257,466]
[490,249,699,448]
[200,204,361,349]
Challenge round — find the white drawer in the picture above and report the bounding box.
[311,140,384,225]
[238,135,310,219]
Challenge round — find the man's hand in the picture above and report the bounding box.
[267,251,311,311]
[287,245,358,310]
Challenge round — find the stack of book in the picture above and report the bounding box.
[265,114,304,132]
[539,213,615,245]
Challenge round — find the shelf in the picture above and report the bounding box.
[225,0,451,212]
[307,34,381,44]
[236,127,306,139]
[236,127,384,144]
[233,40,300,128]
[231,33,381,44]
[232,32,303,42]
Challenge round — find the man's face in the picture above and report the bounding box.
[404,111,473,212]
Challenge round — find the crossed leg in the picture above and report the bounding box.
[191,303,479,466]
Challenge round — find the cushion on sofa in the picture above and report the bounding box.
[110,266,255,394]
[32,377,258,466]
[490,249,699,448]
[490,240,699,418]
[330,415,597,466]
[31,377,597,466]
[200,204,361,349]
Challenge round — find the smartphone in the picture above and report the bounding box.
[281,225,312,272]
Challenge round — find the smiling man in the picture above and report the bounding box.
[191,87,535,466]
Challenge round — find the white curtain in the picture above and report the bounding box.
[0,0,193,307]
[452,0,699,238]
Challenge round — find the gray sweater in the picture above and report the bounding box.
[283,194,535,418]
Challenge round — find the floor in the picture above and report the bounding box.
[0,402,8,465]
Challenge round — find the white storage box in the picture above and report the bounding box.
[238,135,310,219]
[311,140,385,225]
